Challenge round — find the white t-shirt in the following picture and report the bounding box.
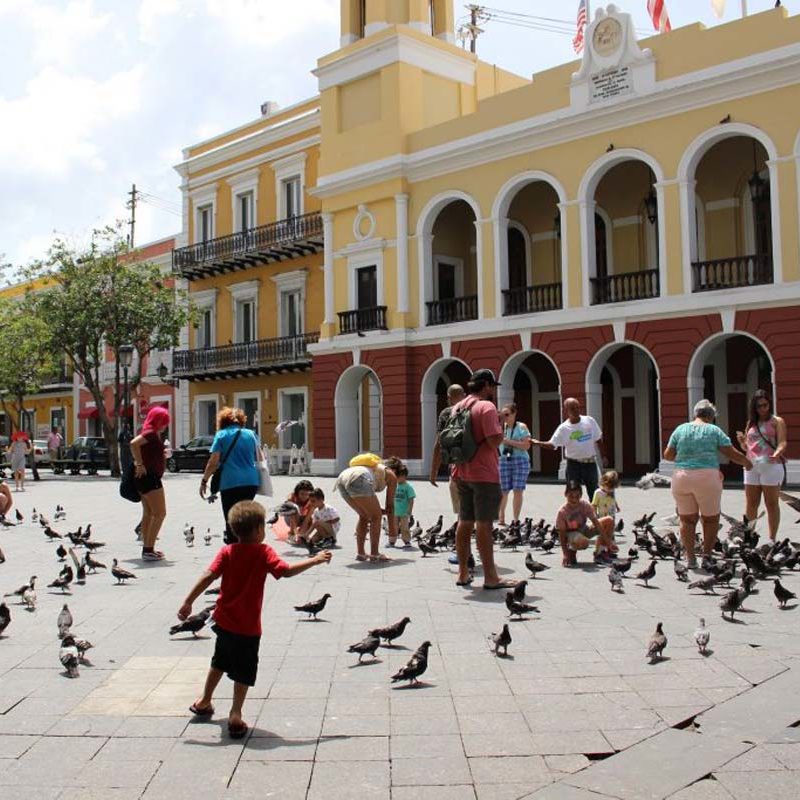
[312,504,340,534]
[549,415,602,460]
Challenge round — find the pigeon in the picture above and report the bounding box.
[204,533,212,546]
[505,592,539,619]
[774,579,796,608]
[614,558,632,575]
[646,622,667,663]
[48,567,73,593]
[54,505,66,520]
[778,491,800,514]
[525,552,550,578]
[0,601,10,636]
[111,559,137,584]
[636,559,657,587]
[511,580,528,603]
[694,618,710,655]
[541,539,555,553]
[391,640,432,685]
[608,566,623,592]
[73,637,94,662]
[44,526,62,540]
[85,553,106,573]
[83,541,105,551]
[14,509,22,523]
[426,516,443,536]
[32,508,38,522]
[184,527,194,547]
[688,576,718,594]
[21,586,36,611]
[347,633,381,663]
[674,560,689,582]
[615,518,625,533]
[56,544,67,562]
[490,624,512,657]
[75,562,86,584]
[628,547,639,560]
[720,588,745,620]
[57,604,73,639]
[368,617,411,646]
[169,608,211,637]
[418,540,437,557]
[4,576,36,600]
[0,545,5,563]
[59,634,80,678]
[83,524,92,540]
[294,593,331,620]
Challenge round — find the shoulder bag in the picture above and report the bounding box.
[209,428,242,495]
[255,439,273,497]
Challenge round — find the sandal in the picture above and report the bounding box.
[189,703,214,716]
[455,578,473,587]
[483,579,518,590]
[228,721,249,739]
[369,553,391,563]
[355,554,369,562]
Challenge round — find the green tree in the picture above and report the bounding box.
[25,224,193,476]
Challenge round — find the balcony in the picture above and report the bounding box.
[338,306,388,335]
[426,295,478,326]
[173,212,324,280]
[590,269,660,305]
[503,282,562,316]
[691,255,773,293]
[172,332,319,381]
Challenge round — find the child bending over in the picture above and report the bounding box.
[556,480,617,568]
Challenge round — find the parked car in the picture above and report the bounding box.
[166,435,214,473]
[32,439,50,464]
[65,436,110,469]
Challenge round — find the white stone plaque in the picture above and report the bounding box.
[590,66,633,103]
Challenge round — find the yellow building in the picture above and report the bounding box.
[174,2,800,481]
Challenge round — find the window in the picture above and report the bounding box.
[358,0,366,37]
[283,177,301,219]
[50,408,65,438]
[236,300,256,343]
[280,289,303,337]
[196,308,213,349]
[279,390,306,449]
[198,205,213,243]
[236,191,254,232]
[196,399,217,437]
[237,396,259,434]
[21,409,34,435]
[433,257,464,300]
[356,265,377,309]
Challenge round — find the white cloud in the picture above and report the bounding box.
[137,0,184,45]
[0,65,145,177]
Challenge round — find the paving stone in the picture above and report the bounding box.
[392,787,476,800]
[763,743,800,769]
[227,760,312,799]
[392,754,472,786]
[545,754,591,774]
[390,733,464,759]
[240,737,318,761]
[468,755,553,785]
[521,784,618,800]
[315,735,388,761]
[668,778,738,800]
[475,784,542,800]
[714,770,800,800]
[0,734,38,759]
[308,760,389,799]
[716,745,786,772]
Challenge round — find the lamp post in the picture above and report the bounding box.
[118,344,134,472]
[157,362,179,387]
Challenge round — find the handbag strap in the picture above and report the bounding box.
[218,427,243,471]
[754,420,781,459]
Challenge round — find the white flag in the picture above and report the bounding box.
[711,0,726,18]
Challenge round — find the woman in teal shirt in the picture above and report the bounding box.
[664,399,752,567]
[498,403,531,526]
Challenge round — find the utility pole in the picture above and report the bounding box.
[126,183,137,248]
[741,0,748,15]
[462,4,487,54]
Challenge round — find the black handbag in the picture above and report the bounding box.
[119,460,141,503]
[209,428,242,495]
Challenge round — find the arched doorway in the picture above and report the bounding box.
[335,365,383,470]
[688,333,774,476]
[498,351,562,477]
[586,344,660,478]
[420,357,471,476]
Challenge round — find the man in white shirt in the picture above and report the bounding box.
[532,398,603,499]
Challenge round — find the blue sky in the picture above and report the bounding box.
[0,0,791,265]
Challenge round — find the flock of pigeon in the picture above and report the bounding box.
[0,504,137,677]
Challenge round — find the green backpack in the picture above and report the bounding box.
[438,401,479,466]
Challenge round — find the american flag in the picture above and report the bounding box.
[573,0,588,54]
[647,0,672,33]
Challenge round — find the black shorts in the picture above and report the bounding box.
[457,480,502,523]
[211,625,260,686]
[135,472,163,495]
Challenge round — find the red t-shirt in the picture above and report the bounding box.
[452,395,502,484]
[140,431,165,478]
[208,543,289,636]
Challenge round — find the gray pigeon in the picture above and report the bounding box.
[111,560,137,584]
[59,634,80,678]
[390,641,432,685]
[294,593,331,620]
[490,624,512,657]
[505,592,539,619]
[347,633,381,663]
[646,622,667,663]
[74,637,94,662]
[673,560,688,582]
[524,552,550,577]
[688,576,717,594]
[608,566,623,592]
[57,604,73,639]
[368,617,411,646]
[169,608,211,637]
[511,580,528,602]
[0,601,10,636]
[774,579,796,608]
[720,588,744,620]
[694,618,710,655]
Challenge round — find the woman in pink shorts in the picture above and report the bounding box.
[736,390,787,541]
[664,400,752,568]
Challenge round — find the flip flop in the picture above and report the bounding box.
[355,554,369,562]
[455,579,473,587]
[228,721,249,739]
[483,580,518,591]
[189,703,214,716]
[369,554,391,563]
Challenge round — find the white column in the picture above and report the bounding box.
[586,382,603,431]
[678,179,697,294]
[654,182,668,296]
[579,200,596,308]
[395,194,409,314]
[473,219,485,319]
[765,159,783,284]
[493,216,508,319]
[557,202,570,308]
[322,212,335,325]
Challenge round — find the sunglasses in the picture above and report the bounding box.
[756,402,770,408]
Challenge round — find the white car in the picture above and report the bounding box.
[32,440,50,465]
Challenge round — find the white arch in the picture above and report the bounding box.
[419,356,471,476]
[578,149,667,308]
[491,172,568,316]
[686,330,776,419]
[585,341,662,471]
[497,348,562,408]
[334,364,383,472]
[416,190,484,324]
[678,123,782,290]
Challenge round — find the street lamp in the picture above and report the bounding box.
[118,344,134,471]
[156,362,179,387]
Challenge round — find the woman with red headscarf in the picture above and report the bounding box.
[130,406,171,561]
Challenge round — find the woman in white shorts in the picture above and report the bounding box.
[334,456,402,563]
[737,390,787,541]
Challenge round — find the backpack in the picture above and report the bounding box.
[438,400,479,465]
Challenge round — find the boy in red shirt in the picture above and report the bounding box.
[177,500,331,738]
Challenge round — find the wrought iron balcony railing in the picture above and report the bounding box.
[502,282,563,316]
[691,255,773,293]
[172,212,324,280]
[337,306,388,335]
[426,295,478,326]
[172,332,319,380]
[590,269,660,305]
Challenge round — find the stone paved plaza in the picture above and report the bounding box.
[0,472,799,800]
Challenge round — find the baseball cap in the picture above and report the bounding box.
[469,369,501,386]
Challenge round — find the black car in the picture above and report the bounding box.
[166,435,214,473]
